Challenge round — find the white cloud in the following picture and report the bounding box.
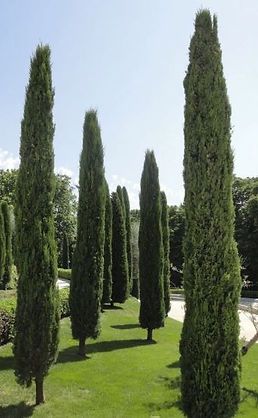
[0,148,19,170]
[56,166,74,177]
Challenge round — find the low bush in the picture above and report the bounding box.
[0,287,70,346]
[58,268,71,280]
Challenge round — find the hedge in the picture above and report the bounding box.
[0,287,70,346]
[241,290,258,299]
[58,268,72,280]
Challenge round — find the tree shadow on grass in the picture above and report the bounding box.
[146,376,182,413]
[102,304,123,310]
[0,402,34,417]
[111,324,140,330]
[0,355,14,371]
[241,387,258,407]
[167,359,180,369]
[58,338,156,363]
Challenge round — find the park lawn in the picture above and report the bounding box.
[0,298,258,418]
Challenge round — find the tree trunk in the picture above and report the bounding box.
[35,377,44,405]
[110,301,114,308]
[78,337,86,357]
[147,328,153,341]
[242,331,258,355]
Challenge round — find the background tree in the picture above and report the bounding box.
[122,186,132,288]
[62,232,70,269]
[160,192,170,315]
[54,174,77,267]
[13,45,59,405]
[168,205,185,287]
[0,203,6,289]
[111,191,129,304]
[1,201,12,289]
[69,110,105,357]
[131,217,140,298]
[139,150,165,341]
[180,11,241,417]
[0,169,18,206]
[102,181,113,305]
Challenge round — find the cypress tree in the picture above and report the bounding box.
[14,45,59,405]
[102,181,113,305]
[0,203,6,289]
[131,219,140,299]
[180,10,241,417]
[122,186,132,287]
[62,233,70,269]
[160,191,170,315]
[111,191,129,304]
[69,110,105,357]
[116,185,125,217]
[139,150,165,340]
[1,201,12,289]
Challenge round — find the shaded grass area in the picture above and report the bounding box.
[0,297,258,417]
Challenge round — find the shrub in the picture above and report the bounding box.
[0,288,70,346]
[58,268,71,280]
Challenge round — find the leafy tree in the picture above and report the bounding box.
[111,191,129,304]
[0,203,6,289]
[168,205,185,287]
[1,201,12,289]
[14,45,59,405]
[233,176,258,288]
[116,185,125,216]
[160,192,170,315]
[0,169,18,206]
[180,11,241,417]
[54,174,77,267]
[139,150,165,340]
[69,110,105,357]
[62,233,70,269]
[131,218,140,298]
[102,181,112,305]
[122,186,132,287]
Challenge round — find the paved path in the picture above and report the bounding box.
[57,278,70,289]
[168,294,258,343]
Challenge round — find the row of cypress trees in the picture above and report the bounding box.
[0,201,12,290]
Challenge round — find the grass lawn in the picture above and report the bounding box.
[0,297,258,417]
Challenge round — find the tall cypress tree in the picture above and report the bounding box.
[14,45,59,405]
[122,186,132,287]
[116,185,125,217]
[102,181,113,305]
[1,201,12,289]
[0,203,6,289]
[111,191,129,304]
[139,150,165,341]
[70,110,105,357]
[160,191,170,315]
[180,10,241,417]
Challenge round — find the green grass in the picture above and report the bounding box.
[0,298,258,417]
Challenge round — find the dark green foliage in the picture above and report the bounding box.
[1,202,12,290]
[102,181,113,304]
[139,150,165,339]
[111,192,129,304]
[131,219,140,298]
[62,233,70,269]
[160,192,170,315]
[169,205,185,287]
[116,185,125,217]
[122,187,132,287]
[0,205,6,289]
[13,45,59,402]
[180,11,241,417]
[69,110,105,355]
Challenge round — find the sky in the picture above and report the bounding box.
[1,0,258,208]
